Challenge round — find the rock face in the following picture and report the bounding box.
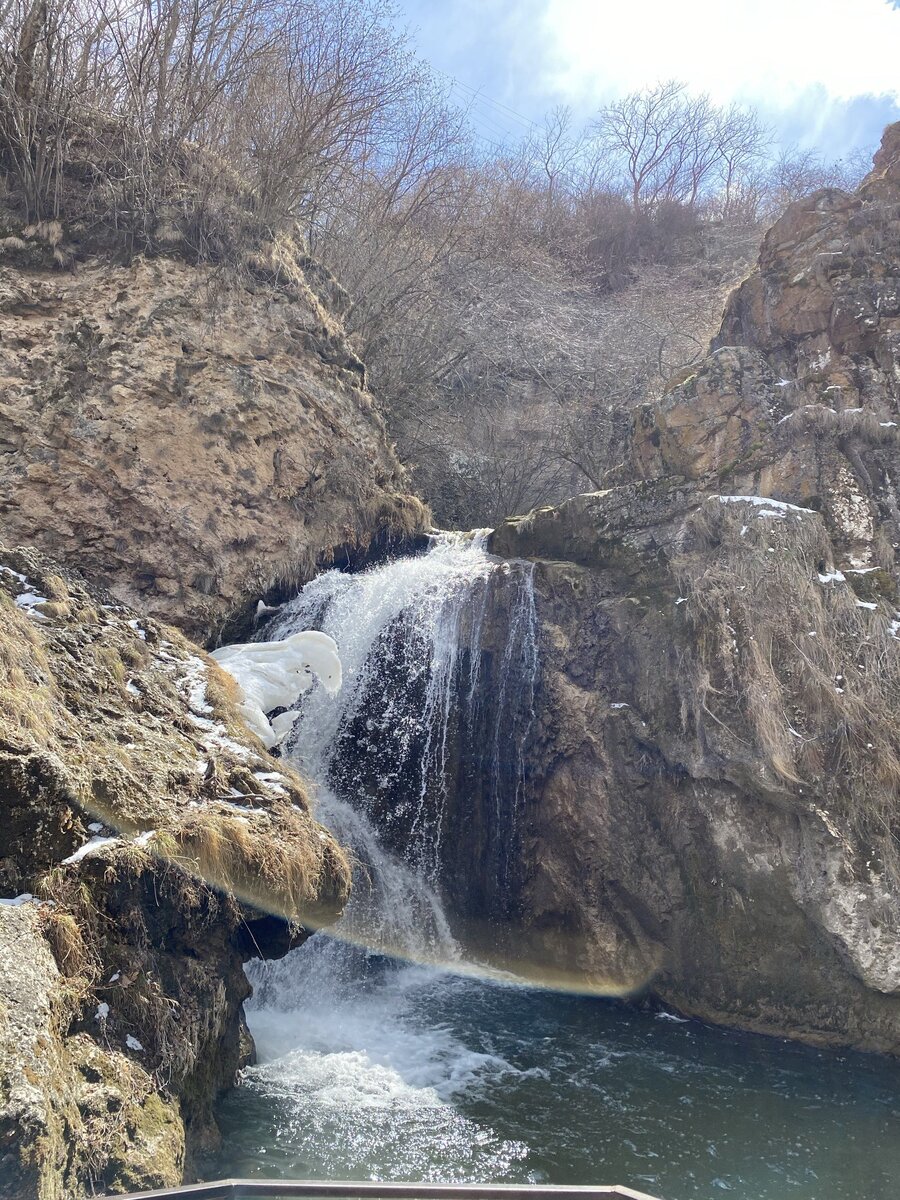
[488,125,900,1052]
[634,123,900,567]
[0,545,350,1196]
[0,242,427,642]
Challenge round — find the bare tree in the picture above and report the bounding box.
[591,81,703,212]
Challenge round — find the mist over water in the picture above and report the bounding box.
[216,535,900,1200]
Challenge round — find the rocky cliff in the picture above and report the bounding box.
[0,232,427,643]
[0,544,350,1197]
[489,124,900,1052]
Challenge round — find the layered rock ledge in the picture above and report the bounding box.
[0,545,350,1197]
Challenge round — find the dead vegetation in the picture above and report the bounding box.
[1,543,352,1109]
[674,499,900,880]
[0,591,58,744]
[171,808,351,925]
[0,0,876,527]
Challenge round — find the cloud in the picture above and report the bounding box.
[398,0,900,157]
[538,0,900,109]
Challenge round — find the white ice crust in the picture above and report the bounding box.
[211,630,342,749]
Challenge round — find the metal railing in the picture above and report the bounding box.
[107,1179,663,1200]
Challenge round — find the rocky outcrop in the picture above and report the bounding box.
[634,122,900,565]
[0,545,350,1196]
[0,239,428,642]
[487,125,900,1052]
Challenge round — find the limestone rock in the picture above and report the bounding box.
[487,127,900,1053]
[0,905,183,1199]
[634,122,900,568]
[491,484,900,1052]
[0,250,428,642]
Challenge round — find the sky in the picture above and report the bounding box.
[396,0,900,161]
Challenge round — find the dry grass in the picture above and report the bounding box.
[0,593,59,745]
[360,492,431,541]
[42,908,98,981]
[674,498,900,878]
[169,809,351,924]
[246,229,341,333]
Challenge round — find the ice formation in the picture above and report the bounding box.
[211,630,342,749]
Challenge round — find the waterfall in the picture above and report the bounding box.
[241,529,539,1162]
[257,530,539,966]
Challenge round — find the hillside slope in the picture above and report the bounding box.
[0,544,350,1196]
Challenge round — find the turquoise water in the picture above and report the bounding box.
[215,942,900,1200]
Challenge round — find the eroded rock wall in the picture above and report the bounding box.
[0,545,350,1196]
[486,124,900,1052]
[0,244,427,642]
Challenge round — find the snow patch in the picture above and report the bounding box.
[716,495,816,515]
[223,799,268,815]
[63,835,119,864]
[0,893,35,906]
[181,655,213,715]
[186,711,251,760]
[95,1002,110,1021]
[15,591,49,619]
[818,570,846,584]
[253,770,288,796]
[125,1035,144,1052]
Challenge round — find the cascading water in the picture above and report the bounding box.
[222,532,541,1181]
[259,530,538,964]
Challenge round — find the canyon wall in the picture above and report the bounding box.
[488,123,900,1050]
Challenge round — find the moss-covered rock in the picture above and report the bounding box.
[0,544,351,1195]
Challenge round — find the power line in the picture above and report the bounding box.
[451,89,521,141]
[450,77,537,131]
